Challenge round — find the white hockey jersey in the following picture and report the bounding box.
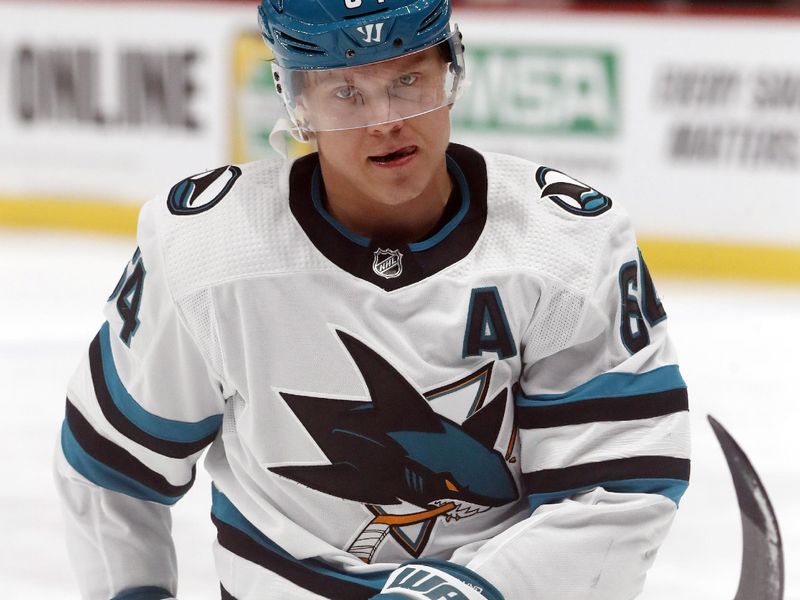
[55,144,690,600]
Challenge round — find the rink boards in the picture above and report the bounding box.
[0,2,799,281]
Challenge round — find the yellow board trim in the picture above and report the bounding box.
[2,196,799,283]
[0,197,140,236]
[639,238,800,284]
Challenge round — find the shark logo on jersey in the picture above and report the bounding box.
[167,165,242,216]
[270,330,518,562]
[535,166,612,217]
[373,248,404,279]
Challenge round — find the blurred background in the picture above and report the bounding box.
[1,0,798,598]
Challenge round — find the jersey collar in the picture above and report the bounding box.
[289,143,488,291]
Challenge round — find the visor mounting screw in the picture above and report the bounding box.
[273,71,280,81]
[276,83,283,94]
[345,49,356,59]
[393,38,403,48]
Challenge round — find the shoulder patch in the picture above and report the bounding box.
[535,166,612,217]
[167,165,242,216]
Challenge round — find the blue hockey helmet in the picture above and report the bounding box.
[258,0,454,70]
[258,0,465,136]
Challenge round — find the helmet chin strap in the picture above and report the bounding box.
[269,118,313,159]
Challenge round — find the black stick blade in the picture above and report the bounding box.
[708,415,784,600]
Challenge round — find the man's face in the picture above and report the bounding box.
[304,48,453,208]
[315,106,451,209]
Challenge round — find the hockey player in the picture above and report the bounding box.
[54,1,690,598]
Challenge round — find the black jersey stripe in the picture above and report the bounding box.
[516,387,689,429]
[64,399,195,503]
[89,328,220,458]
[523,455,690,496]
[220,584,236,600]
[213,516,381,599]
[211,486,389,598]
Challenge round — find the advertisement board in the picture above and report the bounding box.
[1,3,798,279]
[0,2,255,231]
[451,11,800,250]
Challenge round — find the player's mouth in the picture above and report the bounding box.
[368,146,418,167]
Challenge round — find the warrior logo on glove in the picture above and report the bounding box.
[270,330,519,562]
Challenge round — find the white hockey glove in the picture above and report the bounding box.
[371,560,504,600]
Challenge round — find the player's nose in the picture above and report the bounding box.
[367,116,405,136]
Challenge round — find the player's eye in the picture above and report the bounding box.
[334,86,358,100]
[445,479,459,492]
[396,73,418,86]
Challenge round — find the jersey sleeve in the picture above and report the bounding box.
[453,206,690,599]
[54,200,227,600]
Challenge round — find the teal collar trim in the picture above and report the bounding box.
[310,155,470,252]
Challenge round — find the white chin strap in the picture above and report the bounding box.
[268,118,312,159]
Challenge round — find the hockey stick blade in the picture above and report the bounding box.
[708,415,784,600]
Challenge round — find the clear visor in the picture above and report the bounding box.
[272,29,465,133]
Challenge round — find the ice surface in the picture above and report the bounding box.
[1,229,797,599]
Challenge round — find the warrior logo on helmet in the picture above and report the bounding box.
[355,22,385,44]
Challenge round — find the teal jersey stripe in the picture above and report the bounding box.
[211,486,390,590]
[517,364,686,407]
[99,321,222,443]
[310,155,471,253]
[408,155,471,252]
[528,477,689,512]
[310,167,371,248]
[60,419,182,505]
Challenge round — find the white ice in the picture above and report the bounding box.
[1,229,797,599]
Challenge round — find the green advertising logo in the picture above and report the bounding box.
[452,46,620,136]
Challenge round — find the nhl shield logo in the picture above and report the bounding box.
[373,248,403,279]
